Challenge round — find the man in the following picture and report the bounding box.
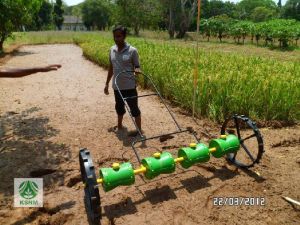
[104,26,142,136]
[0,64,61,78]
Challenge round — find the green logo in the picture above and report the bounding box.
[18,181,39,199]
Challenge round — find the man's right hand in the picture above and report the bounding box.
[104,85,109,95]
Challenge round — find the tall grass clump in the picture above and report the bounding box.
[74,34,299,122]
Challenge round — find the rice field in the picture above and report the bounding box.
[5,32,300,122]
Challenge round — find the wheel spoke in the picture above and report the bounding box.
[234,117,241,139]
[240,142,255,162]
[241,133,256,142]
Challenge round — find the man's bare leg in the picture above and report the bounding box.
[118,115,124,129]
[135,115,142,132]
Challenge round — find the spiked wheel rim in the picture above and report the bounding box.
[221,115,264,168]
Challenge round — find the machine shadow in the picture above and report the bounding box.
[102,185,176,220]
[101,165,240,219]
[0,107,71,206]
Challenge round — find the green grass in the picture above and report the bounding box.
[4,31,300,122]
[4,31,88,47]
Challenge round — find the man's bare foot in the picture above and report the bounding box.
[116,126,127,134]
[108,126,126,133]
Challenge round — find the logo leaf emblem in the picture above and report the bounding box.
[19,181,39,199]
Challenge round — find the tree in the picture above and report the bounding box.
[209,14,232,42]
[71,5,83,31]
[72,5,83,18]
[251,6,277,22]
[200,19,212,41]
[238,0,277,19]
[292,23,300,45]
[168,0,176,38]
[252,23,263,45]
[278,0,282,8]
[138,0,163,31]
[27,0,53,31]
[63,3,73,15]
[258,21,274,45]
[222,1,239,18]
[160,0,179,38]
[82,0,112,30]
[248,22,257,43]
[176,0,198,39]
[282,0,300,21]
[230,21,253,44]
[0,0,42,52]
[205,0,237,18]
[54,0,64,30]
[269,19,297,47]
[115,0,161,36]
[36,0,53,30]
[63,2,84,16]
[199,0,209,19]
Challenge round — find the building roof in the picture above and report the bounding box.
[63,16,83,24]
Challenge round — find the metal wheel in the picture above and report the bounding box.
[79,148,101,223]
[221,115,264,168]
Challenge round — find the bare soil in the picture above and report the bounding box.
[0,44,299,225]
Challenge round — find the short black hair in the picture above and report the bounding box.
[113,25,127,37]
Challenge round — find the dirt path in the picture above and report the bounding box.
[0,44,299,225]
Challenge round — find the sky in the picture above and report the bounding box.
[64,0,84,6]
[64,0,288,7]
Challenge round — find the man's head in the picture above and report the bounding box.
[113,25,127,46]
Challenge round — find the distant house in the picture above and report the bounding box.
[62,16,87,31]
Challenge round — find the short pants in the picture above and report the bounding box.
[114,89,141,117]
